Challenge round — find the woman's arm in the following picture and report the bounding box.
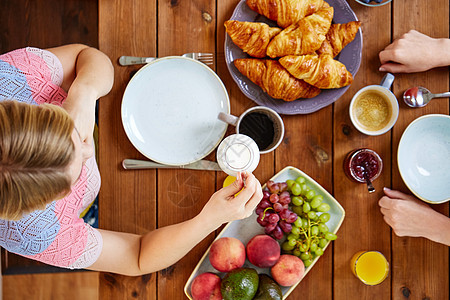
[46,44,114,144]
[378,188,450,246]
[87,172,263,276]
[379,30,450,73]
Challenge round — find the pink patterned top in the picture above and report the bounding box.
[0,47,103,269]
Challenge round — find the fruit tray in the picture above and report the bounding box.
[184,166,345,299]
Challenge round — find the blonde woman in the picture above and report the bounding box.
[0,45,263,275]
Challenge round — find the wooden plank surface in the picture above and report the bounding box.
[98,0,157,299]
[333,2,392,299]
[390,1,449,299]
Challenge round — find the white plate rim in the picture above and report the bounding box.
[121,56,230,166]
[397,114,450,204]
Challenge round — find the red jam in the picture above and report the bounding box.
[344,148,383,183]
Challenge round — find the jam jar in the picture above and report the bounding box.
[344,148,383,183]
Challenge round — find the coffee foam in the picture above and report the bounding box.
[353,90,392,131]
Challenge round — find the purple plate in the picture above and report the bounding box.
[225,0,362,115]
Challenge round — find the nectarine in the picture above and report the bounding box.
[271,254,305,286]
[246,234,280,268]
[209,237,246,272]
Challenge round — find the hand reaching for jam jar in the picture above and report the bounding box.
[378,188,450,246]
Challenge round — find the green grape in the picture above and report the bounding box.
[300,253,310,261]
[318,223,329,233]
[310,243,318,252]
[317,203,331,212]
[310,195,323,209]
[305,189,316,200]
[318,212,330,223]
[286,179,295,189]
[319,238,328,248]
[295,176,306,185]
[282,241,295,251]
[303,202,311,213]
[293,248,301,257]
[292,205,303,215]
[287,232,299,240]
[314,248,324,256]
[299,243,308,252]
[287,239,296,247]
[291,226,301,235]
[294,217,302,228]
[291,182,302,196]
[300,184,310,196]
[307,211,317,220]
[311,226,319,236]
[304,259,313,267]
[325,232,337,241]
[291,196,303,206]
[302,219,309,228]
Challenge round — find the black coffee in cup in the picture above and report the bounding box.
[239,112,275,151]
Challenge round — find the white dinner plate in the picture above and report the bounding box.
[121,57,230,165]
[398,114,450,203]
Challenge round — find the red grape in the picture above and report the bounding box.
[279,220,292,233]
[268,213,280,224]
[271,226,284,240]
[273,203,283,212]
[265,223,277,234]
[262,191,271,200]
[279,182,288,192]
[255,207,263,215]
[258,199,271,209]
[286,212,298,223]
[269,193,279,204]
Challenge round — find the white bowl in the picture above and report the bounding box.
[398,114,450,203]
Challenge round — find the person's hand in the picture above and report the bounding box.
[200,172,263,228]
[379,30,450,73]
[378,188,450,245]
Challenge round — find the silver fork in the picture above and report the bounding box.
[118,53,214,66]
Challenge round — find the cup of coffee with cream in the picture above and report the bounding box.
[349,73,399,136]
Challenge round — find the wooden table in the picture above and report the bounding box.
[98,0,449,299]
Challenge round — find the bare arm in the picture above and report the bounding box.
[87,172,263,276]
[379,30,450,73]
[378,188,450,246]
[46,44,114,144]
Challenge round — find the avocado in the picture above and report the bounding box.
[253,274,283,300]
[221,268,259,300]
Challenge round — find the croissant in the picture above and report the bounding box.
[316,21,361,57]
[224,20,282,58]
[266,7,334,58]
[246,0,325,28]
[234,58,321,101]
[279,54,353,89]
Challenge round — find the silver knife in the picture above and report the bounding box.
[122,159,222,171]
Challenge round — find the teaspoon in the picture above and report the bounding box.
[403,86,450,108]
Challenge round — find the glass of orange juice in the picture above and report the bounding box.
[350,251,389,285]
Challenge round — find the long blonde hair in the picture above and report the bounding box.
[0,100,75,220]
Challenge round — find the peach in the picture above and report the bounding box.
[209,237,246,272]
[191,272,222,300]
[270,254,305,286]
[246,234,280,268]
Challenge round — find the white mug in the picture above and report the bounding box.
[218,106,285,154]
[349,73,399,136]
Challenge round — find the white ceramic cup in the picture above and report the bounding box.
[216,134,260,177]
[218,106,285,154]
[349,73,399,136]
